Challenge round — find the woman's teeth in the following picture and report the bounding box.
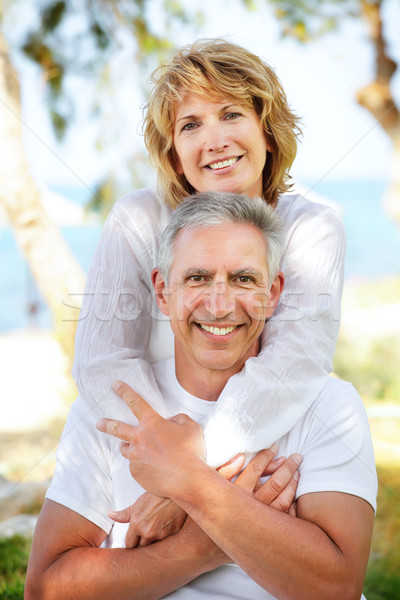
[208,157,239,170]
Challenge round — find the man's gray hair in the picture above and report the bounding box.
[157,191,284,285]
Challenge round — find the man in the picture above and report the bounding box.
[26,192,377,600]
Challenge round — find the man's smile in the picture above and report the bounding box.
[196,323,242,336]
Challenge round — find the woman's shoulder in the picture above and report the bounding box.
[112,187,166,214]
[276,190,345,238]
[109,188,173,233]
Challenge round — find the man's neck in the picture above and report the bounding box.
[174,339,260,402]
[175,363,229,402]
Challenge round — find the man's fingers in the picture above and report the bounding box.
[112,381,157,421]
[96,418,135,442]
[108,504,135,524]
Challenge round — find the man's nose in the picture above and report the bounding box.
[205,281,235,318]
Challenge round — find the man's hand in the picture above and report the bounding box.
[109,454,246,548]
[109,495,187,548]
[96,381,206,498]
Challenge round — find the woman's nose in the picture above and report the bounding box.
[205,122,229,153]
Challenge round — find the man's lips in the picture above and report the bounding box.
[205,156,242,170]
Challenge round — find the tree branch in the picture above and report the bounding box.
[356,0,400,141]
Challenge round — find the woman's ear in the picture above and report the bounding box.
[174,154,184,175]
[151,268,170,316]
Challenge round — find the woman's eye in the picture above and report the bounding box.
[225,112,241,120]
[182,121,198,132]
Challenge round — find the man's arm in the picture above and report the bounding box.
[26,444,300,599]
[98,382,375,600]
[178,470,374,600]
[25,499,224,600]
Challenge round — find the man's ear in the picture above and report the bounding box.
[151,268,170,316]
[265,271,284,319]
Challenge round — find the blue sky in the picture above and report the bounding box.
[15,0,400,189]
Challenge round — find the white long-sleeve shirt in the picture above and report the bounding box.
[72,188,346,466]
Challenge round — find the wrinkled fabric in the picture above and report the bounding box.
[72,189,346,467]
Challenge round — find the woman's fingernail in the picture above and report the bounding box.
[293,453,303,466]
[112,380,123,392]
[270,443,278,453]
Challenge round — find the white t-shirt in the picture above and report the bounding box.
[72,189,346,466]
[47,358,377,600]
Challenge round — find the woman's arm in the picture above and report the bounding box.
[203,196,346,466]
[72,189,173,416]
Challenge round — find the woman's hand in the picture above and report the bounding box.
[234,445,302,516]
[109,446,300,548]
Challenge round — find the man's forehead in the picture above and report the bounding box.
[169,225,269,282]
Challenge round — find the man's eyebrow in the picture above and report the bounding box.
[182,268,214,277]
[230,268,264,277]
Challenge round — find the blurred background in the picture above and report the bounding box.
[0,1,399,598]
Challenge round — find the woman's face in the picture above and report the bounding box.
[173,93,271,199]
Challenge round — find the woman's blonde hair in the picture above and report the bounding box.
[143,38,302,208]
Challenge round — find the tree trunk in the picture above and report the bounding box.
[357,0,400,223]
[0,31,85,357]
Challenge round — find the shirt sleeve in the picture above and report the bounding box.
[72,191,171,418]
[46,397,116,533]
[295,380,377,512]
[203,197,347,466]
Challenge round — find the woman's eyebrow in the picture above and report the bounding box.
[176,113,197,123]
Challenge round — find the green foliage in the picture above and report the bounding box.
[256,0,360,41]
[363,463,400,600]
[334,336,400,403]
[15,0,201,143]
[0,536,31,600]
[42,0,66,31]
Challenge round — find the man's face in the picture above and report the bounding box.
[153,223,283,383]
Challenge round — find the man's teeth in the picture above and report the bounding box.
[200,324,237,336]
[208,157,238,170]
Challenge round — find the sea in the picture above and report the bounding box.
[1,179,399,332]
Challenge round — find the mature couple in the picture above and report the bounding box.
[26,191,376,599]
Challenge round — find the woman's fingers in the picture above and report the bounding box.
[217,454,246,480]
[255,453,302,506]
[234,445,278,493]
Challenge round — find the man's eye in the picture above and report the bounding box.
[189,275,205,282]
[237,276,253,283]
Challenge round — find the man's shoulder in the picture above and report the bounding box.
[313,375,364,416]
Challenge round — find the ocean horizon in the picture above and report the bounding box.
[1,179,399,332]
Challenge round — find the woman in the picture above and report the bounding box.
[73,38,345,469]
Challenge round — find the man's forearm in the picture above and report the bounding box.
[26,515,225,600]
[171,465,372,600]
